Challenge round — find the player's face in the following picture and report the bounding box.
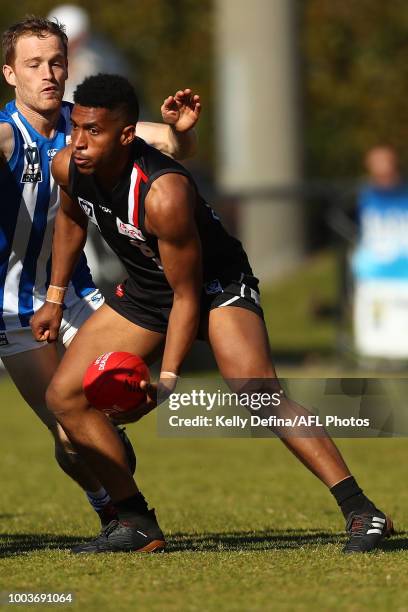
[71,105,135,175]
[2,34,67,113]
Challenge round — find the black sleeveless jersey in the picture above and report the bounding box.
[68,138,252,308]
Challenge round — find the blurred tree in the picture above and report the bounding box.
[0,0,213,167]
[302,0,408,179]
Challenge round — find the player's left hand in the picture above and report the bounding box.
[161,89,201,132]
[30,302,63,343]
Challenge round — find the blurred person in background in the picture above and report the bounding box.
[355,145,408,268]
[352,145,408,359]
[47,4,132,284]
[47,4,130,103]
[0,16,200,530]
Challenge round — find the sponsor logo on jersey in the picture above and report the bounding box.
[0,332,8,346]
[47,148,58,159]
[99,205,112,214]
[205,279,223,294]
[116,218,146,241]
[116,219,162,268]
[78,198,99,225]
[21,143,42,183]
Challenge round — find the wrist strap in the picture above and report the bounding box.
[160,371,178,379]
[46,285,67,305]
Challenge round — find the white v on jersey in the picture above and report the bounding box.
[0,100,95,332]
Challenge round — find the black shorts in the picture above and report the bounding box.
[106,273,264,335]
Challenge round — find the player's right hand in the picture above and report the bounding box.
[161,89,201,132]
[110,380,157,425]
[111,376,177,425]
[30,302,63,343]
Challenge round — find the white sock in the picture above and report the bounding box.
[86,487,111,513]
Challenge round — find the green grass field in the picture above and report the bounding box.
[1,373,408,612]
[262,250,339,355]
[1,251,408,611]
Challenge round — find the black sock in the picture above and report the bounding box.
[115,492,148,520]
[330,476,376,518]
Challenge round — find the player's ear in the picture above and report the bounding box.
[3,64,16,87]
[121,124,136,146]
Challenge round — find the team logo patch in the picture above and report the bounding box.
[91,292,103,303]
[0,332,9,346]
[116,218,146,241]
[21,143,42,183]
[205,279,223,294]
[47,148,58,159]
[78,198,99,225]
[115,283,125,298]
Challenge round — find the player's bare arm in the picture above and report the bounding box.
[137,89,200,159]
[145,173,202,375]
[30,148,89,342]
[0,122,15,165]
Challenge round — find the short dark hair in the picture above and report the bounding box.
[74,74,139,124]
[2,16,68,65]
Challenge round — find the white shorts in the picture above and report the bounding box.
[0,289,104,357]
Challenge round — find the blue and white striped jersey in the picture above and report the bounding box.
[0,100,95,330]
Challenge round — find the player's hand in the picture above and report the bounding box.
[161,89,201,132]
[30,302,63,343]
[110,380,158,425]
[110,376,177,425]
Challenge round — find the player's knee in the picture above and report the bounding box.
[226,372,280,395]
[46,379,85,422]
[222,358,276,385]
[45,380,65,416]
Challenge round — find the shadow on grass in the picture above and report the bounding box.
[167,528,408,553]
[0,533,80,557]
[0,514,20,519]
[377,535,408,553]
[168,529,343,552]
[1,529,407,557]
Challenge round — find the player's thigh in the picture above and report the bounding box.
[207,306,276,379]
[2,343,61,429]
[49,303,164,406]
[60,288,105,349]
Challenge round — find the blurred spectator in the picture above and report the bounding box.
[47,4,131,287]
[352,145,408,359]
[47,4,130,102]
[353,146,408,281]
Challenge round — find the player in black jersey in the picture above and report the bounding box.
[31,74,392,554]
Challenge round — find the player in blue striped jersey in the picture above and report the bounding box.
[0,16,201,525]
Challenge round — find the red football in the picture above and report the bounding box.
[83,351,149,416]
